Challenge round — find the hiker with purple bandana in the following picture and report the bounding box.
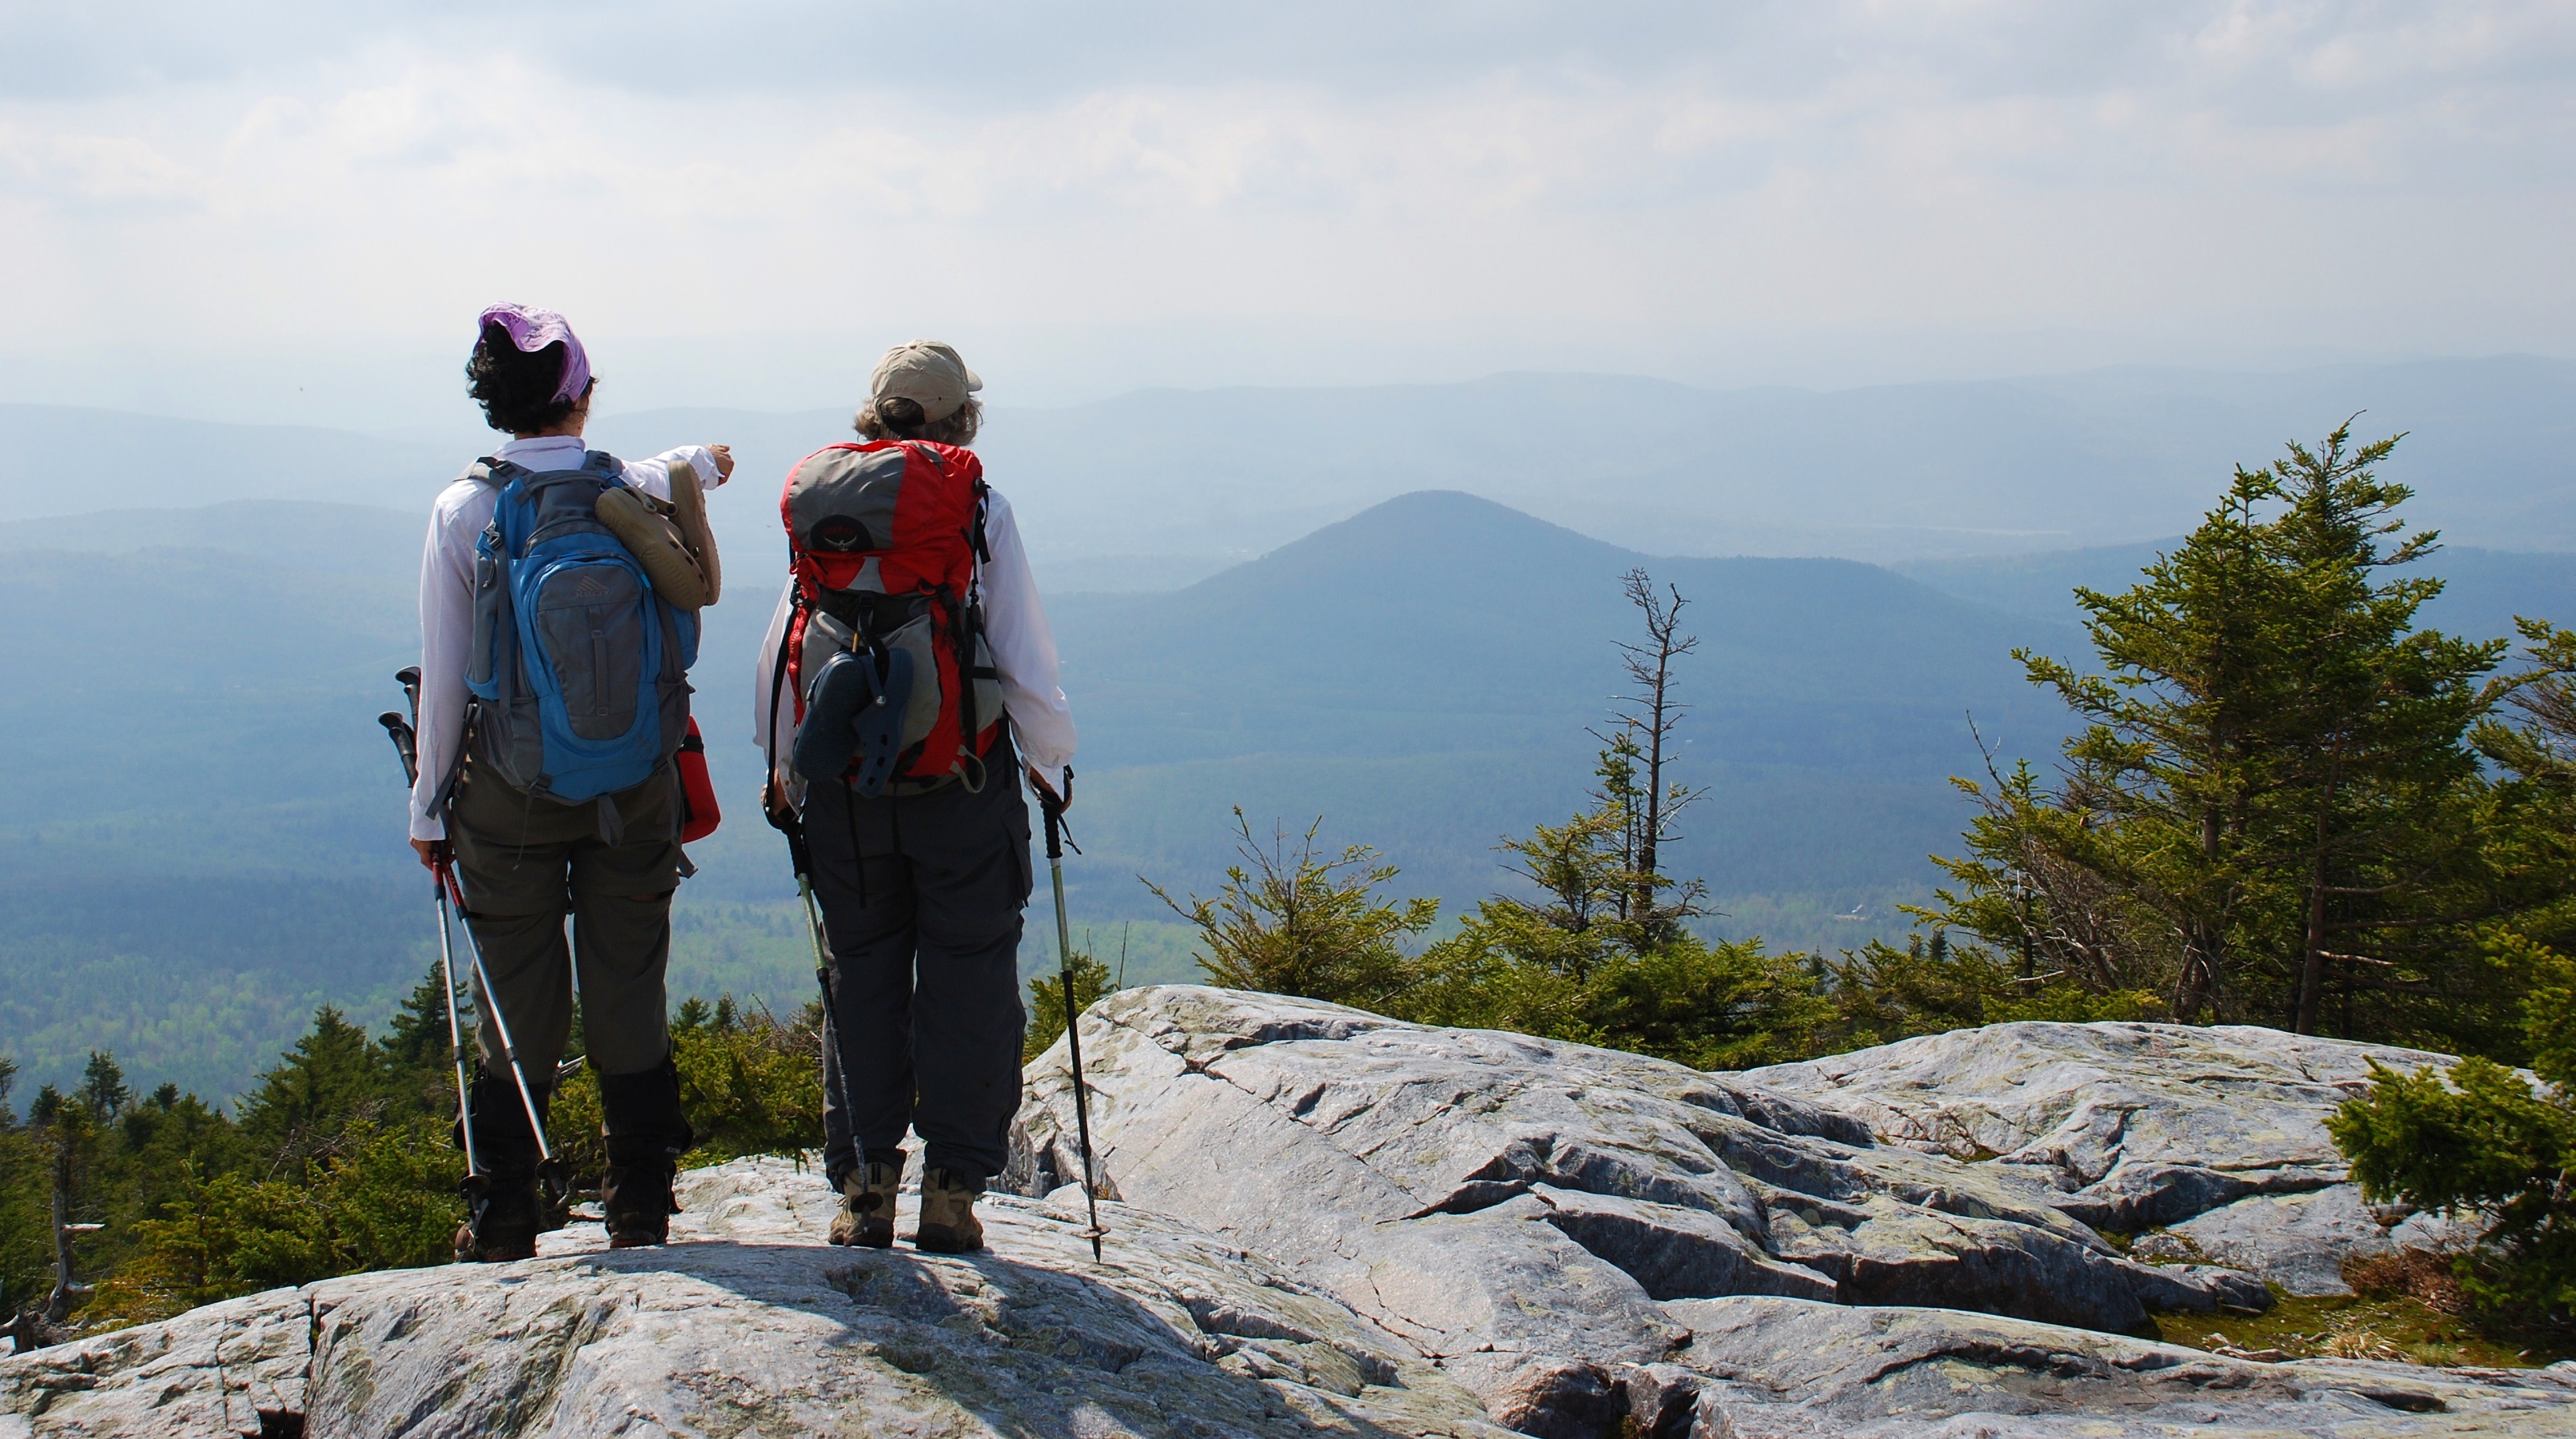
[410,303,737,1260]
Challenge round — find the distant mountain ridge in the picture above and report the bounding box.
[10,354,2571,582]
[1898,540,2576,647]
[0,404,456,521]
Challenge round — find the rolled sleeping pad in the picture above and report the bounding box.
[596,476,713,610]
[667,457,720,605]
[793,646,916,796]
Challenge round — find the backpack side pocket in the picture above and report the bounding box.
[466,530,507,698]
[883,612,945,751]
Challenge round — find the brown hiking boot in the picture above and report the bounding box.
[830,1159,901,1248]
[914,1166,986,1254]
[601,1161,679,1249]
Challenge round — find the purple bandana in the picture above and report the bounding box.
[476,302,591,404]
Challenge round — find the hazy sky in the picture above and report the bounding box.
[3,1,2571,423]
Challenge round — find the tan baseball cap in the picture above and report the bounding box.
[868,341,982,422]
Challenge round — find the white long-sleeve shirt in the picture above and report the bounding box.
[410,434,727,841]
[753,486,1074,803]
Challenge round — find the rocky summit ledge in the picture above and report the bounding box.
[1740,1019,2484,1292]
[0,1156,1504,1439]
[1660,1296,2576,1439]
[1740,1020,2463,1230]
[8,990,2570,1438]
[1014,986,2567,1436]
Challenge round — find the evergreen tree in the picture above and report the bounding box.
[2471,620,2576,983]
[372,965,467,1125]
[1931,425,2517,1043]
[235,1007,387,1172]
[76,1053,129,1123]
[2257,428,2509,1033]
[0,1059,41,1320]
[376,965,459,1075]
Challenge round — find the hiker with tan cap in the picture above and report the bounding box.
[410,303,736,1260]
[754,340,1076,1253]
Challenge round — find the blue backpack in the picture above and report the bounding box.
[464,451,699,808]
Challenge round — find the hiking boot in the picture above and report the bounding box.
[456,1062,557,1261]
[458,1177,543,1262]
[830,1159,901,1248]
[914,1166,985,1254]
[601,1161,678,1248]
[597,1058,693,1250]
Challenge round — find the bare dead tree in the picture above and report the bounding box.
[1593,568,1704,917]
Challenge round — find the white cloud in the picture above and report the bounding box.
[0,0,2567,412]
[0,125,206,207]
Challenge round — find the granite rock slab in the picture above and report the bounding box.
[1015,987,2272,1426]
[1742,1020,2464,1230]
[0,1156,1505,1439]
[1664,1296,2576,1438]
[2139,1183,2483,1298]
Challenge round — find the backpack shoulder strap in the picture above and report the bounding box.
[969,478,992,566]
[583,450,623,477]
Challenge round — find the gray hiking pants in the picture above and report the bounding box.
[448,756,684,1084]
[806,751,1032,1188]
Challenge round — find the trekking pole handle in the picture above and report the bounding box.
[1036,765,1074,861]
[762,780,814,879]
[379,712,419,787]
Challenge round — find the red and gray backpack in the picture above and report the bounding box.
[778,439,1004,794]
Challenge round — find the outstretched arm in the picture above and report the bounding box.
[626,444,734,499]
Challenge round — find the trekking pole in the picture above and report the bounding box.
[1038,769,1107,1261]
[386,672,561,1201]
[379,708,480,1179]
[430,869,482,1177]
[433,861,562,1197]
[766,785,864,1144]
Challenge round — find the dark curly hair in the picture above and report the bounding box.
[854,394,981,446]
[465,322,591,434]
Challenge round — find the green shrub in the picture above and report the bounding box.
[552,997,826,1183]
[90,1117,460,1323]
[2330,934,2576,1325]
[1148,809,1439,1014]
[1025,951,1113,1061]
